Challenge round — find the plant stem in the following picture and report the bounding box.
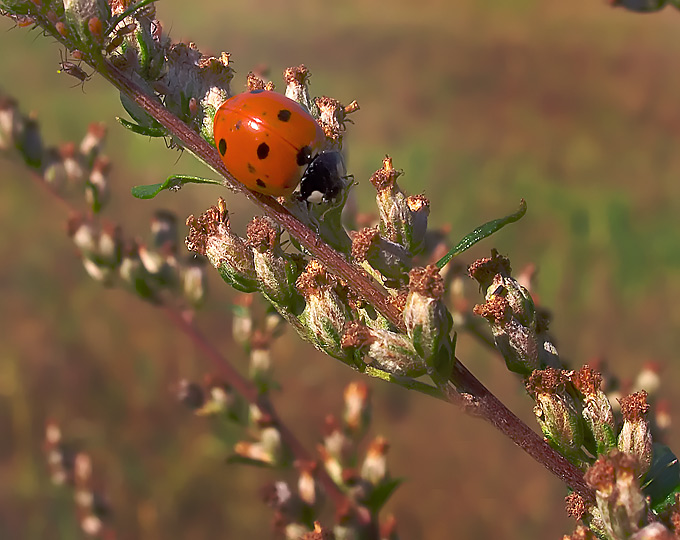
[99,60,594,502]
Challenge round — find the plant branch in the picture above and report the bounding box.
[97,58,594,502]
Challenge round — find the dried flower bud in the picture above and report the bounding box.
[351,226,412,286]
[315,96,351,144]
[296,260,350,360]
[618,391,653,476]
[185,198,258,293]
[472,261,547,374]
[584,450,647,539]
[247,216,304,313]
[341,322,425,377]
[572,365,617,455]
[370,156,425,254]
[284,64,316,115]
[526,368,587,464]
[403,265,453,376]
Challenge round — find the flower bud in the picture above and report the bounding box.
[295,461,324,510]
[342,382,371,438]
[79,123,106,167]
[572,365,617,455]
[185,198,259,293]
[284,65,316,116]
[370,156,425,254]
[618,391,653,476]
[403,265,453,376]
[526,368,587,464]
[584,450,647,539]
[175,379,205,411]
[119,242,159,302]
[341,322,425,377]
[42,149,67,190]
[86,156,110,213]
[470,252,549,374]
[179,256,207,308]
[295,260,351,361]
[150,210,178,252]
[351,226,412,286]
[361,436,390,486]
[247,216,304,313]
[0,95,20,151]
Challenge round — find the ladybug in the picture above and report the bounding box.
[213,89,345,202]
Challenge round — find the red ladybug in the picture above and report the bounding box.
[213,90,345,202]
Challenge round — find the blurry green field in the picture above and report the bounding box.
[1,1,680,538]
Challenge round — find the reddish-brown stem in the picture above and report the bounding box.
[99,60,594,502]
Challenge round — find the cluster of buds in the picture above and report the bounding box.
[253,382,399,538]
[469,249,560,375]
[1,92,208,307]
[44,421,113,538]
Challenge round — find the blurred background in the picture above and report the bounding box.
[1,0,680,538]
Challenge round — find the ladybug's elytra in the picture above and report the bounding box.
[213,89,345,202]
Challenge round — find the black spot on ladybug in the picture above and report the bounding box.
[234,120,242,130]
[247,163,256,173]
[257,143,270,160]
[250,89,265,94]
[218,139,227,155]
[277,109,292,122]
[256,178,266,188]
[296,146,313,166]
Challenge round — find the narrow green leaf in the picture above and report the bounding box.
[131,175,224,199]
[436,199,527,269]
[116,117,167,137]
[642,443,680,515]
[364,478,404,513]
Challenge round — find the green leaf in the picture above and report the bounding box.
[131,175,224,199]
[642,443,680,515]
[436,199,527,269]
[363,478,404,513]
[116,117,167,137]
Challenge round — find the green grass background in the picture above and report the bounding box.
[1,0,680,538]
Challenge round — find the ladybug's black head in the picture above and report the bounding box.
[299,151,347,204]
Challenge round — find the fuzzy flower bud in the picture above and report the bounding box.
[370,156,427,254]
[315,96,358,145]
[247,216,304,313]
[572,365,617,455]
[584,450,647,539]
[470,251,552,374]
[341,322,425,377]
[284,65,316,115]
[185,198,258,293]
[526,368,587,464]
[351,226,412,286]
[618,391,653,476]
[296,260,350,360]
[403,265,453,376]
